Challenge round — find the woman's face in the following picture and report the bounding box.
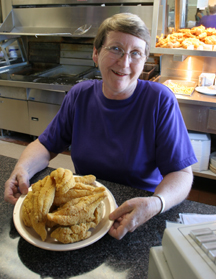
[92,31,146,100]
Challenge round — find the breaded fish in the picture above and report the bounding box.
[50,168,75,196]
[74,175,96,185]
[53,184,106,206]
[47,192,107,226]
[32,175,56,222]
[51,222,95,244]
[22,191,34,227]
[21,188,48,241]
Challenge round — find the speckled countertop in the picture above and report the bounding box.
[1,154,216,279]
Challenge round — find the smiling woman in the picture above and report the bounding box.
[5,13,197,241]
[92,31,146,100]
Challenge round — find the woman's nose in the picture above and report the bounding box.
[118,53,131,67]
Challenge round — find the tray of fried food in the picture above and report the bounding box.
[163,80,196,96]
[21,168,108,244]
[156,25,216,50]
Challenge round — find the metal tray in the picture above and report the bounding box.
[139,64,156,80]
[163,80,197,96]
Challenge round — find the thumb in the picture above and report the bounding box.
[16,174,29,195]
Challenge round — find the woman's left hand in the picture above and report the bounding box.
[108,197,160,240]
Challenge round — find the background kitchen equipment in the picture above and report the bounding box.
[0,0,163,137]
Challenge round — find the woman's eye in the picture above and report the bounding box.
[131,50,141,57]
[110,46,122,53]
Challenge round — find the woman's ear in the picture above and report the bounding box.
[92,47,99,65]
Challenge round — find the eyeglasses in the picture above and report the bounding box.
[102,45,145,62]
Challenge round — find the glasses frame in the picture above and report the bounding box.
[102,45,146,62]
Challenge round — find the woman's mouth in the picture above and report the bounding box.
[112,70,127,76]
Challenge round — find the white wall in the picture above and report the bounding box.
[1,0,12,21]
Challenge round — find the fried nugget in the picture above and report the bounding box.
[51,168,75,196]
[53,184,106,206]
[47,192,107,226]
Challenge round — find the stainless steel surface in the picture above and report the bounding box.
[160,55,216,81]
[0,97,29,133]
[0,85,27,99]
[12,0,153,5]
[28,88,65,105]
[0,6,156,38]
[28,102,61,136]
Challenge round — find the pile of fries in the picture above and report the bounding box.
[156,25,216,49]
[164,81,194,95]
[21,168,107,244]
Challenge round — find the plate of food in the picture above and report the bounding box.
[13,168,117,251]
[163,80,196,96]
[195,86,216,96]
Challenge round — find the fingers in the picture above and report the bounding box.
[4,173,29,205]
[108,198,151,240]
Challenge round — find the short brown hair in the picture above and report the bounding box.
[94,13,151,58]
[209,4,216,14]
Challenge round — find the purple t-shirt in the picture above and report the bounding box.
[199,15,216,28]
[39,79,197,192]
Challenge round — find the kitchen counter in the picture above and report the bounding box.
[1,154,216,279]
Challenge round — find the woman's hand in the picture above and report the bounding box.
[4,167,30,205]
[108,197,161,240]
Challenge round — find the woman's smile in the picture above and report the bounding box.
[92,31,146,100]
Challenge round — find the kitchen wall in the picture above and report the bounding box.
[1,0,12,21]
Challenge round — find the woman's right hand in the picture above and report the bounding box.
[4,167,30,205]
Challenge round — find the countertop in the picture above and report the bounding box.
[1,154,216,279]
[157,76,216,108]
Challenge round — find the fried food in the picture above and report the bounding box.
[50,203,103,244]
[21,169,107,243]
[51,222,95,244]
[33,175,56,222]
[47,192,107,226]
[164,81,194,95]
[53,183,106,206]
[74,174,96,185]
[22,191,34,227]
[22,186,48,241]
[156,25,216,49]
[204,35,216,45]
[50,168,75,196]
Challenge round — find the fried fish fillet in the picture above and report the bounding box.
[50,203,103,243]
[50,168,75,196]
[53,184,106,206]
[21,188,48,241]
[51,222,95,244]
[32,175,56,222]
[22,191,34,227]
[74,175,96,185]
[47,192,107,226]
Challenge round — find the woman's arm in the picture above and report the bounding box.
[108,166,193,240]
[4,139,57,204]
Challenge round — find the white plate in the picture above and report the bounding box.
[13,177,117,251]
[195,86,216,95]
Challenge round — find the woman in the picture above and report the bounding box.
[4,13,197,240]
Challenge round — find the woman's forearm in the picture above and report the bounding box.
[153,166,193,213]
[13,139,53,179]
